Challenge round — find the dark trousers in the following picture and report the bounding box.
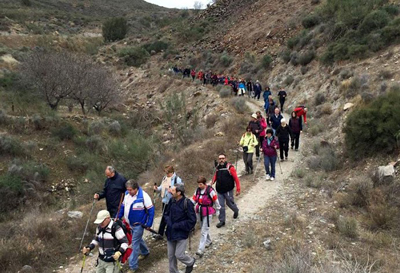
[243,152,254,173]
[291,132,300,149]
[256,136,264,158]
[280,98,285,112]
[255,90,261,100]
[279,139,289,160]
[158,203,168,236]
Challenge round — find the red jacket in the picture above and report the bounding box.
[294,107,307,123]
[258,117,267,137]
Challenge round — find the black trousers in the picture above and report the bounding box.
[279,139,289,160]
[256,136,264,158]
[280,98,285,112]
[291,132,300,149]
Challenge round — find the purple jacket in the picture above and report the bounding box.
[262,137,279,157]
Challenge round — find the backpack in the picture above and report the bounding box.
[195,186,214,207]
[111,219,132,263]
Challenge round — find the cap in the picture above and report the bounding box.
[94,210,110,224]
[251,113,257,119]
[281,118,287,123]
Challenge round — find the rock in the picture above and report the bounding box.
[67,211,83,219]
[263,239,272,250]
[377,164,395,183]
[343,102,354,111]
[214,132,224,137]
[19,265,34,273]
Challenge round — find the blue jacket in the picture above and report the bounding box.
[164,197,196,241]
[263,90,271,101]
[98,172,127,218]
[118,187,154,227]
[270,114,283,130]
[157,173,183,204]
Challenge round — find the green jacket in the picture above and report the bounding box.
[239,132,258,154]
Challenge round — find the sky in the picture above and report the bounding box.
[144,0,212,9]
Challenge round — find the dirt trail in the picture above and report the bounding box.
[61,98,303,273]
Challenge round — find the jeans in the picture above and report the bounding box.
[279,139,289,160]
[264,155,277,178]
[242,152,254,173]
[129,225,150,270]
[291,132,300,149]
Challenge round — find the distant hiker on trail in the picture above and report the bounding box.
[263,86,272,103]
[153,165,183,240]
[276,118,292,161]
[265,96,276,124]
[256,111,268,159]
[212,153,240,228]
[248,113,262,159]
[278,87,287,113]
[289,111,302,151]
[190,69,196,81]
[82,210,128,273]
[94,166,127,218]
[238,80,246,96]
[163,184,197,273]
[294,106,308,124]
[246,80,253,98]
[192,176,221,258]
[269,107,283,135]
[224,77,229,85]
[183,68,191,79]
[253,80,262,101]
[118,180,154,273]
[240,125,259,175]
[261,129,279,181]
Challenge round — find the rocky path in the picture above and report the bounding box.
[61,98,303,273]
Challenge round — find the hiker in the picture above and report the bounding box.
[278,87,287,113]
[269,107,283,135]
[183,68,191,79]
[276,118,292,161]
[248,113,262,159]
[246,80,253,98]
[163,184,197,273]
[240,125,259,175]
[238,80,246,96]
[190,69,196,81]
[153,165,183,240]
[82,210,128,273]
[118,180,154,273]
[265,96,276,125]
[261,129,279,181]
[294,106,308,124]
[94,166,127,219]
[263,86,272,103]
[192,176,221,258]
[289,111,302,151]
[256,111,268,158]
[253,80,262,101]
[212,153,241,228]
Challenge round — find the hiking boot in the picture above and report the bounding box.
[285,157,288,161]
[153,234,163,240]
[196,250,204,258]
[205,242,213,248]
[233,210,239,219]
[265,174,270,180]
[280,158,284,161]
[185,258,196,273]
[216,222,225,228]
[270,177,275,181]
[291,146,294,150]
[295,148,298,151]
[138,253,150,260]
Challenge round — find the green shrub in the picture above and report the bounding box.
[298,50,315,66]
[220,52,233,67]
[283,75,294,86]
[66,156,89,174]
[293,169,306,178]
[280,49,291,63]
[219,86,231,98]
[0,109,8,125]
[261,54,273,68]
[102,17,128,42]
[119,46,150,67]
[358,10,390,34]
[0,174,23,193]
[382,4,400,16]
[302,14,321,28]
[142,41,169,54]
[51,123,77,140]
[108,120,122,136]
[337,216,358,238]
[85,135,104,153]
[20,0,31,6]
[314,93,326,106]
[88,120,106,135]
[0,135,25,156]
[344,89,400,159]
[0,71,18,89]
[230,98,248,114]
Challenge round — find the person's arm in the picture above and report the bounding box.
[143,193,154,227]
[114,225,129,254]
[210,189,221,209]
[229,167,241,194]
[239,135,245,146]
[253,134,258,147]
[299,117,303,131]
[303,112,307,123]
[212,172,217,184]
[192,190,199,203]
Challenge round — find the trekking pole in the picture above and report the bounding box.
[115,193,124,220]
[80,254,86,273]
[253,155,261,181]
[272,146,283,175]
[235,148,239,170]
[78,199,96,253]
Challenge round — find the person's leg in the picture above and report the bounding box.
[264,155,270,175]
[291,135,295,149]
[198,215,211,252]
[167,240,179,273]
[284,140,289,158]
[104,262,119,273]
[247,153,254,172]
[243,152,248,173]
[280,99,285,112]
[129,225,145,270]
[95,259,106,273]
[206,215,212,245]
[271,156,277,178]
[296,133,300,150]
[224,190,239,214]
[255,142,260,158]
[279,140,284,160]
[175,239,195,266]
[217,193,226,223]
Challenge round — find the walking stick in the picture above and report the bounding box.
[80,254,87,273]
[253,155,262,181]
[115,193,124,220]
[78,199,96,253]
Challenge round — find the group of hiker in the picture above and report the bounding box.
[83,159,241,273]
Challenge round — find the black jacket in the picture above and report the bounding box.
[164,196,197,241]
[248,120,262,136]
[98,172,127,218]
[276,125,292,141]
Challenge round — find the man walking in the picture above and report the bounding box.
[118,180,154,273]
[94,166,127,218]
[278,87,287,113]
[212,153,241,228]
[253,80,262,101]
[164,184,197,273]
[82,210,128,273]
[153,165,183,239]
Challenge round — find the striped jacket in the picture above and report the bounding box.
[89,220,128,256]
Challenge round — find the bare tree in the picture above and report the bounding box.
[193,1,203,10]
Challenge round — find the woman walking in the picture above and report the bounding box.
[276,118,292,161]
[261,129,279,180]
[289,111,302,150]
[239,126,258,174]
[256,111,267,159]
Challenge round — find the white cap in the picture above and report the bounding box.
[251,113,257,119]
[281,118,287,124]
[94,210,110,224]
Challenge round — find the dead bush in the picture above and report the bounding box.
[337,216,358,239]
[158,79,172,93]
[320,103,333,115]
[230,97,249,114]
[219,86,231,98]
[314,93,326,106]
[205,114,218,129]
[347,176,373,207]
[366,203,398,231]
[378,70,393,80]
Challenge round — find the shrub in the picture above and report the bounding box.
[20,0,31,6]
[339,69,353,79]
[290,52,299,66]
[205,114,218,129]
[283,75,294,86]
[358,10,390,34]
[346,176,373,207]
[293,169,305,178]
[220,52,233,67]
[142,41,169,54]
[337,216,358,239]
[300,66,308,75]
[66,156,89,174]
[302,14,321,28]
[119,46,150,67]
[320,103,332,115]
[314,93,326,106]
[219,86,231,98]
[88,120,106,135]
[280,49,291,63]
[85,135,104,153]
[298,50,315,66]
[378,69,393,80]
[102,17,128,42]
[51,122,77,140]
[367,203,398,230]
[382,4,400,16]
[0,173,23,193]
[0,135,25,156]
[108,120,121,136]
[261,54,273,68]
[0,109,7,125]
[230,98,248,114]
[344,89,400,159]
[309,123,323,136]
